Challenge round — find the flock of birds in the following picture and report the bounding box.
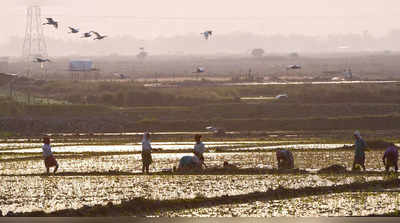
[35,17,109,63]
[35,18,304,76]
[42,18,108,40]
[36,17,215,74]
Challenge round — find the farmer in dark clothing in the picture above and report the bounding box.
[352,130,367,171]
[276,149,294,170]
[383,143,398,173]
[141,132,153,174]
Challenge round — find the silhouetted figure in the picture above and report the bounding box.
[383,143,398,173]
[178,156,202,170]
[194,134,207,168]
[276,149,294,170]
[42,136,59,174]
[352,130,367,171]
[141,132,153,174]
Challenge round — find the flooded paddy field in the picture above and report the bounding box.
[0,173,395,215]
[159,192,400,217]
[0,139,399,216]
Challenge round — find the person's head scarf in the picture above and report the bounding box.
[354,130,361,139]
[142,132,150,143]
[43,136,50,145]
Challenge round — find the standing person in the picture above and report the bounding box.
[193,134,207,168]
[352,130,367,171]
[383,143,398,173]
[42,136,59,174]
[141,132,153,174]
[276,149,294,170]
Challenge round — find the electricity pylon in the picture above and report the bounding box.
[22,5,48,77]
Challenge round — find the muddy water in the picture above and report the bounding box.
[159,191,400,217]
[0,174,386,215]
[225,80,400,86]
[0,142,354,153]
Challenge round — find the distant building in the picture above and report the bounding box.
[0,57,9,73]
[69,60,93,72]
[69,60,99,81]
[344,68,352,80]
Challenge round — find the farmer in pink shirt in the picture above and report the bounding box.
[42,136,59,174]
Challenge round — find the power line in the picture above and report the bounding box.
[0,14,376,20]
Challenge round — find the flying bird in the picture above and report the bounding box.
[68,26,79,33]
[81,31,93,38]
[34,57,51,63]
[286,64,301,70]
[43,18,58,29]
[92,31,107,40]
[201,30,212,40]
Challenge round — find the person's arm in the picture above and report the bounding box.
[383,151,387,165]
[362,139,369,151]
[42,146,50,158]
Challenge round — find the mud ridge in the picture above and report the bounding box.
[9,178,400,217]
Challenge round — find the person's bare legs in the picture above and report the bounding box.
[54,164,59,174]
[142,164,145,174]
[46,167,50,174]
[352,161,361,171]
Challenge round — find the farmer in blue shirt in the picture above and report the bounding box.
[178,155,202,170]
[352,130,367,171]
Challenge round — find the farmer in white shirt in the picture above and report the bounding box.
[194,134,207,168]
[141,132,153,174]
[42,136,59,174]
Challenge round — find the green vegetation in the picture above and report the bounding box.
[2,80,400,135]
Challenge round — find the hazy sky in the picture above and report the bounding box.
[1,0,400,43]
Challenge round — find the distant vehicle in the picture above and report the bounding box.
[34,57,51,63]
[43,18,58,29]
[275,94,288,99]
[201,30,213,40]
[205,126,225,136]
[251,48,264,57]
[68,26,79,34]
[193,67,205,73]
[338,46,350,50]
[0,73,18,78]
[286,65,301,70]
[331,77,343,81]
[113,73,127,79]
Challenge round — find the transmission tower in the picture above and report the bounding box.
[22,5,48,77]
